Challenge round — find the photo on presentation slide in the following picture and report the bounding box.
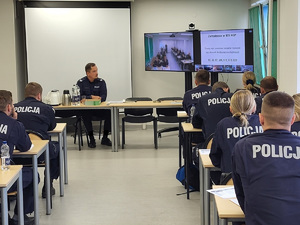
[198,29,253,73]
[144,32,194,72]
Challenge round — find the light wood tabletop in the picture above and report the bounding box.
[13,140,49,155]
[48,123,67,133]
[181,122,202,132]
[0,165,22,188]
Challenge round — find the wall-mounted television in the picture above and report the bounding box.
[195,29,253,73]
[144,31,195,72]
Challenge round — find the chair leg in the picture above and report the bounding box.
[154,119,158,149]
[122,120,125,149]
[78,117,83,151]
[99,120,103,140]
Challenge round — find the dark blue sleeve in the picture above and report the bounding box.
[99,80,107,102]
[48,106,56,131]
[14,121,32,152]
[209,126,222,168]
[192,100,203,128]
[232,141,245,212]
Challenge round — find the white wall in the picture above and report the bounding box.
[277,0,300,95]
[131,0,251,100]
[0,0,19,101]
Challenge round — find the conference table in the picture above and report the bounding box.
[0,165,24,225]
[54,100,183,152]
[13,140,50,225]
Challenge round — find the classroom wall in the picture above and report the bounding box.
[131,0,251,100]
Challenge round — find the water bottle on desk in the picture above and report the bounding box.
[71,85,78,106]
[190,104,195,124]
[1,141,10,170]
[76,84,80,105]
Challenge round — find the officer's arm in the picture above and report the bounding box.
[15,122,32,152]
[209,132,221,168]
[48,107,56,131]
[192,102,203,128]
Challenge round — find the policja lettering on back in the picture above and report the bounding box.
[14,106,40,114]
[191,91,210,100]
[227,126,263,139]
[208,97,231,106]
[253,144,300,159]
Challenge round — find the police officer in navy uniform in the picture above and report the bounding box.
[291,93,300,136]
[14,82,59,198]
[210,90,262,178]
[192,81,233,142]
[235,71,261,98]
[77,63,112,148]
[232,91,300,225]
[182,69,212,115]
[254,76,278,114]
[0,90,35,225]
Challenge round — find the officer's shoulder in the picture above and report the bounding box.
[78,76,87,83]
[96,78,104,82]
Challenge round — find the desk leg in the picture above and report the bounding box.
[112,107,119,152]
[58,132,64,197]
[32,155,39,225]
[63,127,68,184]
[183,131,191,199]
[220,219,227,225]
[179,121,182,168]
[213,194,219,225]
[204,168,210,225]
[17,170,24,225]
[45,144,51,215]
[199,153,204,225]
[1,187,8,225]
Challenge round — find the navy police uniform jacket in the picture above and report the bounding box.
[14,97,56,140]
[255,91,274,114]
[232,129,300,225]
[0,112,31,155]
[182,85,212,114]
[209,115,262,173]
[77,76,107,102]
[192,88,233,139]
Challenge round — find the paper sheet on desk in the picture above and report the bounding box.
[107,100,125,105]
[230,198,240,206]
[199,149,210,155]
[207,186,236,199]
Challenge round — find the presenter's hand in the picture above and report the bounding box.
[91,95,101,100]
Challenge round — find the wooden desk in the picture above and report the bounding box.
[199,149,221,225]
[54,103,113,151]
[0,165,24,225]
[13,140,50,225]
[109,100,183,152]
[213,185,245,225]
[181,122,202,199]
[177,111,188,167]
[48,123,67,197]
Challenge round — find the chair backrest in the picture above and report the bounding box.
[220,172,233,185]
[156,97,183,117]
[26,130,44,140]
[124,97,153,116]
[203,133,214,150]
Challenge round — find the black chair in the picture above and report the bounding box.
[122,97,157,149]
[156,97,183,138]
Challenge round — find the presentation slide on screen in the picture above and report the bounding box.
[200,29,245,66]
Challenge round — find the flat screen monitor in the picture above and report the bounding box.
[195,29,253,73]
[144,31,194,72]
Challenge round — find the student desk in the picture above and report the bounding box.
[198,149,220,225]
[48,123,67,197]
[0,165,24,225]
[54,103,113,150]
[177,111,188,167]
[109,100,183,152]
[212,185,245,225]
[181,122,202,199]
[13,140,50,225]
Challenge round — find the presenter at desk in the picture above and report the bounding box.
[77,63,112,148]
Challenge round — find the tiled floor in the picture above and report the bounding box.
[20,126,200,225]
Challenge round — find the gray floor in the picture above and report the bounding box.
[18,125,200,225]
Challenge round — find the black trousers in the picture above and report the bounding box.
[81,109,111,134]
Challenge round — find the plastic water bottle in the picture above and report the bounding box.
[190,104,195,124]
[76,84,80,105]
[1,141,10,171]
[71,85,78,106]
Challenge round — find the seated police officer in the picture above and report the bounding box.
[232,91,300,225]
[254,76,278,114]
[192,81,233,142]
[0,90,35,225]
[182,69,212,115]
[14,82,59,198]
[291,93,300,135]
[77,63,112,148]
[209,90,262,182]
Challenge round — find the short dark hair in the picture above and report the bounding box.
[212,81,229,92]
[85,63,96,73]
[195,69,210,84]
[0,90,12,112]
[262,91,294,125]
[260,76,278,92]
[25,82,43,98]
